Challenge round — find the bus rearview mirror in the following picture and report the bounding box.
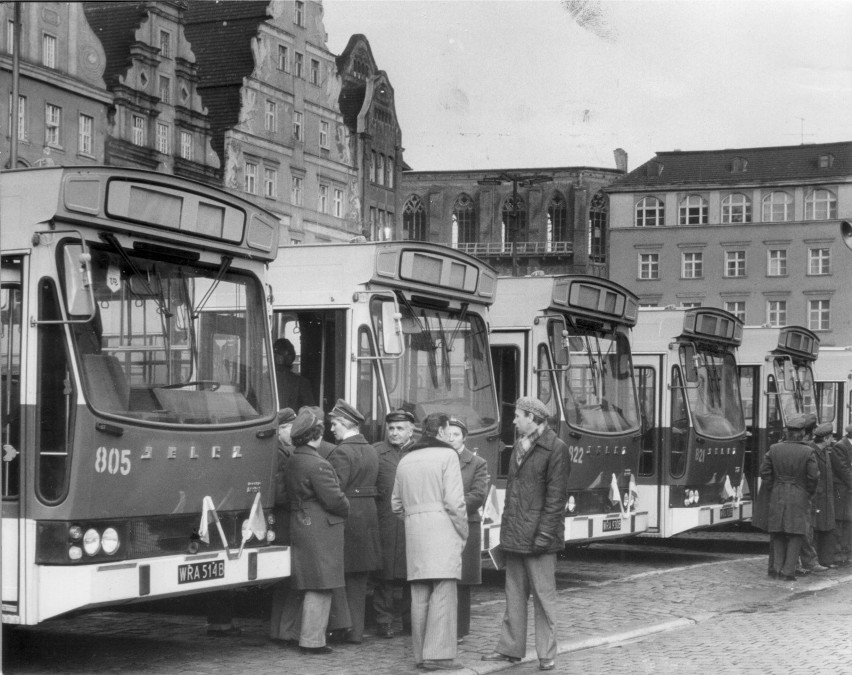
[381,301,404,356]
[550,319,569,366]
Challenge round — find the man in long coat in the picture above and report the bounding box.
[760,414,820,581]
[373,409,416,638]
[482,396,568,672]
[811,423,838,567]
[392,412,467,671]
[831,424,852,566]
[327,399,381,644]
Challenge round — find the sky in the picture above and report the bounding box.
[322,0,852,172]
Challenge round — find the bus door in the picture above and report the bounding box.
[738,365,760,499]
[633,355,664,533]
[489,331,527,481]
[817,380,846,437]
[1,256,24,612]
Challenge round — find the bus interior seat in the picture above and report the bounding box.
[82,354,130,413]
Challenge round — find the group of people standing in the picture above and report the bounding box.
[268,394,570,673]
[758,414,852,580]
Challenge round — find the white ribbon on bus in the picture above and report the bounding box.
[609,473,639,519]
[198,493,267,560]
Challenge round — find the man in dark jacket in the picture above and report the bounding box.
[760,414,820,581]
[832,424,852,566]
[482,397,568,672]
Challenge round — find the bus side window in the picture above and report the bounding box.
[490,344,519,479]
[536,344,558,424]
[356,326,385,443]
[670,366,688,478]
[766,374,782,444]
[37,279,74,503]
[1,281,22,498]
[635,365,656,477]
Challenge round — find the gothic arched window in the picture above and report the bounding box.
[403,195,426,241]
[589,191,608,263]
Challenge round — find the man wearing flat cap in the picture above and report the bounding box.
[831,424,852,567]
[326,399,381,644]
[760,414,820,581]
[373,409,417,638]
[483,396,568,672]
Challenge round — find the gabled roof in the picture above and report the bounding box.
[83,2,148,88]
[608,141,852,191]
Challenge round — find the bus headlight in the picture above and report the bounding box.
[68,546,83,561]
[266,512,276,526]
[82,528,101,556]
[68,525,83,542]
[101,527,120,555]
[266,530,276,543]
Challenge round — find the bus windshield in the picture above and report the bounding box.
[372,298,497,433]
[560,330,639,433]
[680,345,745,438]
[773,358,817,421]
[67,243,274,424]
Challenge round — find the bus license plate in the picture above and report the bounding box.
[720,506,734,519]
[178,560,225,584]
[602,518,622,532]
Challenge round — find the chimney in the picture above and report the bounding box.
[613,148,628,172]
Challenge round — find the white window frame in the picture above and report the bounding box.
[761,191,792,222]
[767,249,787,277]
[767,300,787,328]
[333,188,343,218]
[678,194,708,225]
[724,301,746,323]
[156,122,170,154]
[7,20,15,54]
[319,120,329,149]
[278,45,290,72]
[295,0,305,26]
[291,175,303,206]
[265,100,277,133]
[244,161,257,194]
[808,248,830,275]
[635,196,664,227]
[318,183,329,213]
[8,94,26,141]
[293,111,303,141]
[724,250,746,278]
[805,189,837,220]
[159,30,171,59]
[159,75,171,104]
[131,114,145,146]
[42,33,56,68]
[264,167,277,199]
[808,299,830,331]
[78,113,93,155]
[681,252,703,279]
[45,103,61,147]
[295,52,304,78]
[310,58,320,85]
[638,253,659,280]
[180,131,192,160]
[721,193,752,224]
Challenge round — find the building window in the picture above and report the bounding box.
[295,52,304,78]
[725,301,746,323]
[265,100,277,133]
[319,120,329,149]
[310,58,320,85]
[721,193,752,223]
[291,175,303,206]
[377,154,385,185]
[588,191,607,262]
[244,162,257,194]
[731,157,748,173]
[369,207,377,239]
[45,103,61,147]
[805,189,837,220]
[386,157,394,188]
[725,250,746,277]
[7,20,15,53]
[78,114,93,155]
[294,0,305,26]
[678,195,708,225]
[8,94,26,141]
[180,131,192,160]
[545,193,569,252]
[452,194,476,246]
[318,183,329,213]
[681,302,702,309]
[42,34,56,68]
[762,191,792,222]
[681,252,703,279]
[767,249,787,277]
[293,111,303,141]
[502,196,528,244]
[809,299,830,331]
[638,253,660,280]
[767,300,787,328]
[808,248,830,275]
[369,151,377,182]
[131,114,145,146]
[278,45,290,72]
[158,75,171,104]
[263,167,277,199]
[819,154,835,169]
[635,196,664,227]
[334,188,343,218]
[156,122,170,154]
[159,30,171,59]
[403,195,426,241]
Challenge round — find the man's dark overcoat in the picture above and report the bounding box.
[374,439,410,580]
[760,439,819,535]
[831,436,852,521]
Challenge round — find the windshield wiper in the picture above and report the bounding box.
[191,256,233,318]
[100,233,172,318]
[445,302,469,354]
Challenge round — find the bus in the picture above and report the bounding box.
[737,325,820,524]
[1,167,288,625]
[266,242,501,546]
[632,307,752,537]
[489,275,648,542]
[813,347,852,437]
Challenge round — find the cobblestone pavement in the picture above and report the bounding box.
[6,531,852,674]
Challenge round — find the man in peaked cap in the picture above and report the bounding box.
[482,397,568,672]
[760,413,820,581]
[373,410,417,638]
[832,424,852,567]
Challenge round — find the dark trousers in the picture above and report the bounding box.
[771,532,806,577]
[457,584,471,638]
[373,577,411,628]
[835,520,852,563]
[815,528,836,567]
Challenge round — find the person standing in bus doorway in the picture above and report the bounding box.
[327,399,381,644]
[278,407,350,654]
[482,396,568,672]
[445,416,489,643]
[392,412,468,671]
[811,423,838,568]
[273,338,316,411]
[760,414,820,581]
[373,409,417,639]
[831,424,852,567]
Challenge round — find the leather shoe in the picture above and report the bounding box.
[809,563,830,572]
[481,652,521,663]
[767,570,778,578]
[375,623,394,639]
[539,659,556,671]
[423,660,462,671]
[300,645,333,655]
